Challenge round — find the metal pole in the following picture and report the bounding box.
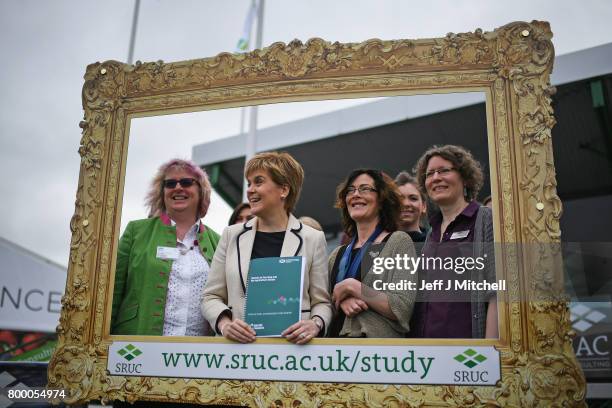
[127,0,141,64]
[254,0,264,49]
[243,0,264,201]
[239,107,247,143]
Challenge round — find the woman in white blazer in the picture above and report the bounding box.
[202,152,332,344]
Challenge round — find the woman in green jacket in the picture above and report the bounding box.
[111,159,220,336]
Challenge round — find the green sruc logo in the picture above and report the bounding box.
[454,349,487,368]
[117,344,142,361]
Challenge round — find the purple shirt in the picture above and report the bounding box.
[414,201,480,338]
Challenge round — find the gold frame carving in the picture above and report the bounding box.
[49,21,586,407]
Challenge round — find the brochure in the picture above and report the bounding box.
[244,256,305,337]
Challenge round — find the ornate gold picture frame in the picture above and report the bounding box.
[49,21,586,406]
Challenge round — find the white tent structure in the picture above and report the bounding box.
[0,237,66,333]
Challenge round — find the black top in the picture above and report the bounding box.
[407,229,427,243]
[327,234,392,337]
[251,231,285,259]
[407,228,427,256]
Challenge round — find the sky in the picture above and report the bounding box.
[0,0,611,267]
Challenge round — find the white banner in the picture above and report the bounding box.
[108,341,500,385]
[0,237,66,332]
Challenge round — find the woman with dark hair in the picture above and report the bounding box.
[327,169,418,338]
[203,151,332,344]
[111,159,220,336]
[412,144,497,338]
[228,202,252,225]
[394,171,427,244]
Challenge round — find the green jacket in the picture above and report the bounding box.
[111,214,220,335]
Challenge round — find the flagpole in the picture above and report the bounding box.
[237,0,255,201]
[239,107,247,150]
[243,0,264,202]
[127,0,141,65]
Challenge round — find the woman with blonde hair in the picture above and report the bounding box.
[203,152,332,344]
[299,216,323,232]
[111,159,220,336]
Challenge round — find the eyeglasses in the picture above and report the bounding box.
[346,185,378,195]
[163,178,198,189]
[425,167,455,179]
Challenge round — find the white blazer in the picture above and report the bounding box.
[202,213,332,334]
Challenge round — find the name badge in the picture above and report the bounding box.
[157,246,179,260]
[450,230,470,240]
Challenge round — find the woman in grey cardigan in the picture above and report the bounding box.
[327,169,418,338]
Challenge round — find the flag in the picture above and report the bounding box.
[236,0,258,52]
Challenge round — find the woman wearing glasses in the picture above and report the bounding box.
[328,169,418,338]
[412,145,497,338]
[203,152,332,344]
[110,159,220,336]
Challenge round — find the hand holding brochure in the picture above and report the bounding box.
[244,256,305,337]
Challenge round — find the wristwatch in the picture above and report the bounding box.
[311,316,324,334]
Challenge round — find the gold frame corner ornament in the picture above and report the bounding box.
[49,20,586,407]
